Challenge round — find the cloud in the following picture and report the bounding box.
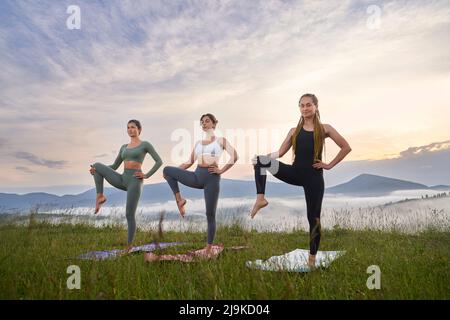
[93,153,108,158]
[325,140,450,187]
[0,0,449,188]
[14,152,68,169]
[399,140,450,158]
[1,1,449,124]
[15,166,35,174]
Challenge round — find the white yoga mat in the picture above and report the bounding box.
[246,249,346,272]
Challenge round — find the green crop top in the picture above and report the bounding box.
[109,141,163,179]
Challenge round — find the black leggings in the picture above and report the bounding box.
[254,155,324,255]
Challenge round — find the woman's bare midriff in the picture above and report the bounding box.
[124,161,142,170]
[197,155,219,168]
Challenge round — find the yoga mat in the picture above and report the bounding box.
[245,249,346,273]
[145,244,225,262]
[144,244,248,263]
[78,242,184,260]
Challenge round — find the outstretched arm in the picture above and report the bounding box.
[144,142,163,178]
[109,145,125,170]
[313,124,351,170]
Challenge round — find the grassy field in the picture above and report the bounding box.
[0,217,449,300]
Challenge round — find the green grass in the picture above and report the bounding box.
[0,220,449,300]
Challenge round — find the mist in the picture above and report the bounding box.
[17,189,448,234]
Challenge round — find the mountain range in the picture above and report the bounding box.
[1,173,449,212]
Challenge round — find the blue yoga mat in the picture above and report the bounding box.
[78,242,185,260]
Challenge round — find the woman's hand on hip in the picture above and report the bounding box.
[133,171,146,179]
[89,165,96,175]
[312,161,332,170]
[208,164,222,175]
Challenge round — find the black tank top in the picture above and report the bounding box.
[293,127,322,168]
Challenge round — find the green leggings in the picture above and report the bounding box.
[92,162,143,244]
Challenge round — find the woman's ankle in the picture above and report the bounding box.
[256,194,266,201]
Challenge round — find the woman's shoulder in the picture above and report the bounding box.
[322,123,334,136]
[288,127,297,136]
[216,137,228,148]
[140,141,155,149]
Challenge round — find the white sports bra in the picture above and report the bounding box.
[194,139,223,157]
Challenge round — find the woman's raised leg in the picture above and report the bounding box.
[92,162,126,213]
[163,166,202,217]
[251,155,300,218]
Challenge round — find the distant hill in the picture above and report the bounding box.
[1,174,449,212]
[326,174,432,196]
[322,140,450,187]
[429,185,450,191]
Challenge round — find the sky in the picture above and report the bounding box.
[0,0,449,192]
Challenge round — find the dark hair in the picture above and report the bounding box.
[128,119,142,133]
[200,113,219,128]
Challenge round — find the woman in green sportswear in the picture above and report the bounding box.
[89,120,163,252]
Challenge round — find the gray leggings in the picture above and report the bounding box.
[92,162,143,245]
[163,166,221,244]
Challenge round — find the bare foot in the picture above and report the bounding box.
[176,198,187,217]
[250,199,268,219]
[144,252,160,262]
[308,255,317,270]
[94,195,107,214]
[119,244,133,256]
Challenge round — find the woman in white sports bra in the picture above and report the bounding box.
[162,113,239,253]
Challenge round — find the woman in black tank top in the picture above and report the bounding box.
[251,93,352,269]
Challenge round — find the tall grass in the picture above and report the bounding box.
[0,214,448,299]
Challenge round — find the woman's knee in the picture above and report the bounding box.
[92,162,111,175]
[163,166,175,179]
[93,162,104,170]
[205,211,216,222]
[126,210,136,221]
[310,218,321,234]
[307,213,319,225]
[204,200,217,220]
